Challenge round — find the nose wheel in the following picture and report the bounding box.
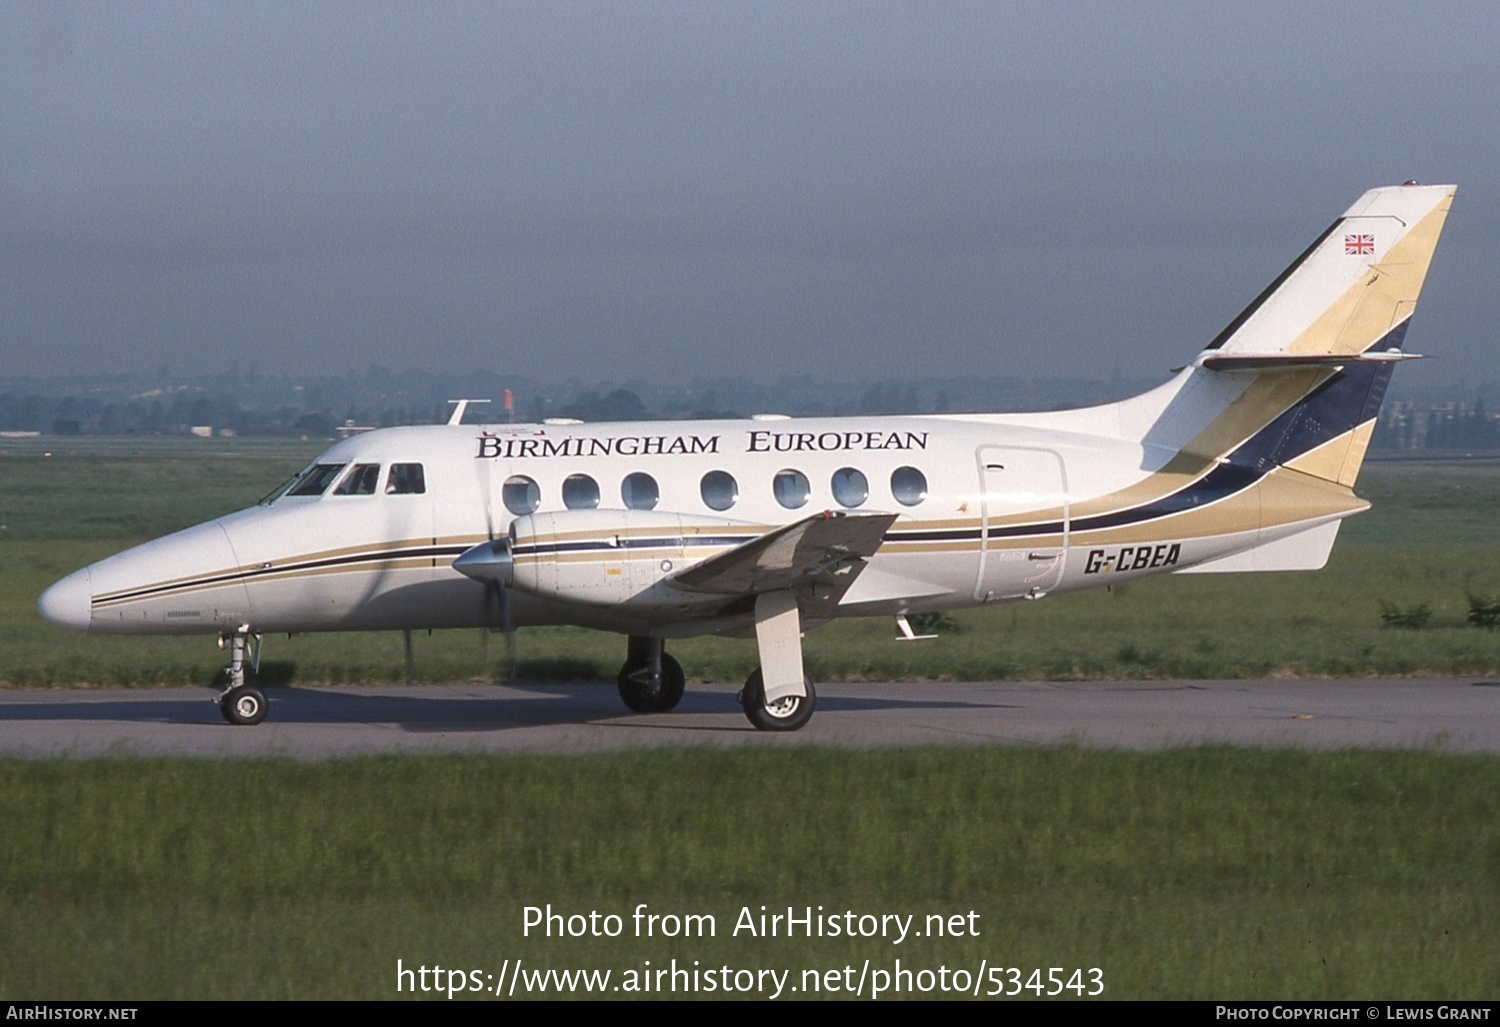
[220,685,269,726]
[215,626,269,726]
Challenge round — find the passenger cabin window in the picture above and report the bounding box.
[386,463,426,494]
[700,470,738,511]
[831,467,869,508]
[622,472,659,511]
[502,475,541,515]
[288,463,347,497]
[891,466,928,507]
[773,469,810,509]
[563,474,601,510]
[333,464,381,495]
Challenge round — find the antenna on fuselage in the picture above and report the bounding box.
[446,398,492,426]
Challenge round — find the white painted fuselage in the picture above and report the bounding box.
[37,183,1457,730]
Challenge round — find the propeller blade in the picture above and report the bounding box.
[490,578,517,686]
[477,452,497,540]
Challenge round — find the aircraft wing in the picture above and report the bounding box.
[665,510,896,600]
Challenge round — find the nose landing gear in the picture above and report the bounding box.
[215,626,268,726]
[221,685,268,726]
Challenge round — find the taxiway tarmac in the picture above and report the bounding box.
[1,678,1497,757]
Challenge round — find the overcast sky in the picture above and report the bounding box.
[3,1,1495,390]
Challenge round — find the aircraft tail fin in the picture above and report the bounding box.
[1134,184,1454,490]
[1205,183,1454,360]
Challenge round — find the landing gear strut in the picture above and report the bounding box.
[216,626,268,726]
[739,669,816,731]
[617,636,685,713]
[738,590,815,731]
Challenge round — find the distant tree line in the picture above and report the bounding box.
[0,390,451,438]
[3,366,1496,452]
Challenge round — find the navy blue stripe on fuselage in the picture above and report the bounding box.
[884,460,1260,544]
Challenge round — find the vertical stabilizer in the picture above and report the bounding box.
[1206,184,1454,359]
[1192,184,1455,489]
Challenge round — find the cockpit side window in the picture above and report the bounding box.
[333,464,381,496]
[386,463,426,495]
[287,463,347,497]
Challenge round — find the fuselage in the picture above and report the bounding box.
[37,403,1365,640]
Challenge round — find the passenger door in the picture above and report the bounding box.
[974,446,1069,601]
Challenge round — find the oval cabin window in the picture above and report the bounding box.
[891,466,928,507]
[502,475,541,515]
[773,469,811,509]
[831,467,868,508]
[562,474,601,510]
[700,470,739,511]
[622,472,660,511]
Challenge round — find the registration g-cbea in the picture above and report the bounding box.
[40,185,1457,731]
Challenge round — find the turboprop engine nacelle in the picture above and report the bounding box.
[467,509,758,607]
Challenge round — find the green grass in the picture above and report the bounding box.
[3,446,1497,1001]
[0,438,318,541]
[3,449,1499,686]
[1,747,1495,999]
[1343,459,1500,548]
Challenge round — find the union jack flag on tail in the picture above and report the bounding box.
[1345,233,1375,255]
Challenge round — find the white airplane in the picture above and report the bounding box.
[38,183,1456,731]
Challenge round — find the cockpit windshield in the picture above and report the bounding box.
[261,459,426,504]
[333,464,381,496]
[285,463,348,498]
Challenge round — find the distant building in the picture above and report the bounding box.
[1376,400,1500,451]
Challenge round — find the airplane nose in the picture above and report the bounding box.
[38,568,93,631]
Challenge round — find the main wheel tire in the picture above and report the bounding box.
[740,669,815,732]
[616,652,686,713]
[220,685,268,726]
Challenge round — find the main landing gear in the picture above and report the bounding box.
[216,626,268,726]
[617,636,686,713]
[738,669,816,732]
[616,632,816,732]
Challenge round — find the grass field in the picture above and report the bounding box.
[1,747,1496,999]
[2,440,1497,687]
[2,440,1498,1001]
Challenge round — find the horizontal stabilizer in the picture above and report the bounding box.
[1198,350,1422,372]
[667,511,895,597]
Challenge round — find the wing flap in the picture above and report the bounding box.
[665,511,896,597]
